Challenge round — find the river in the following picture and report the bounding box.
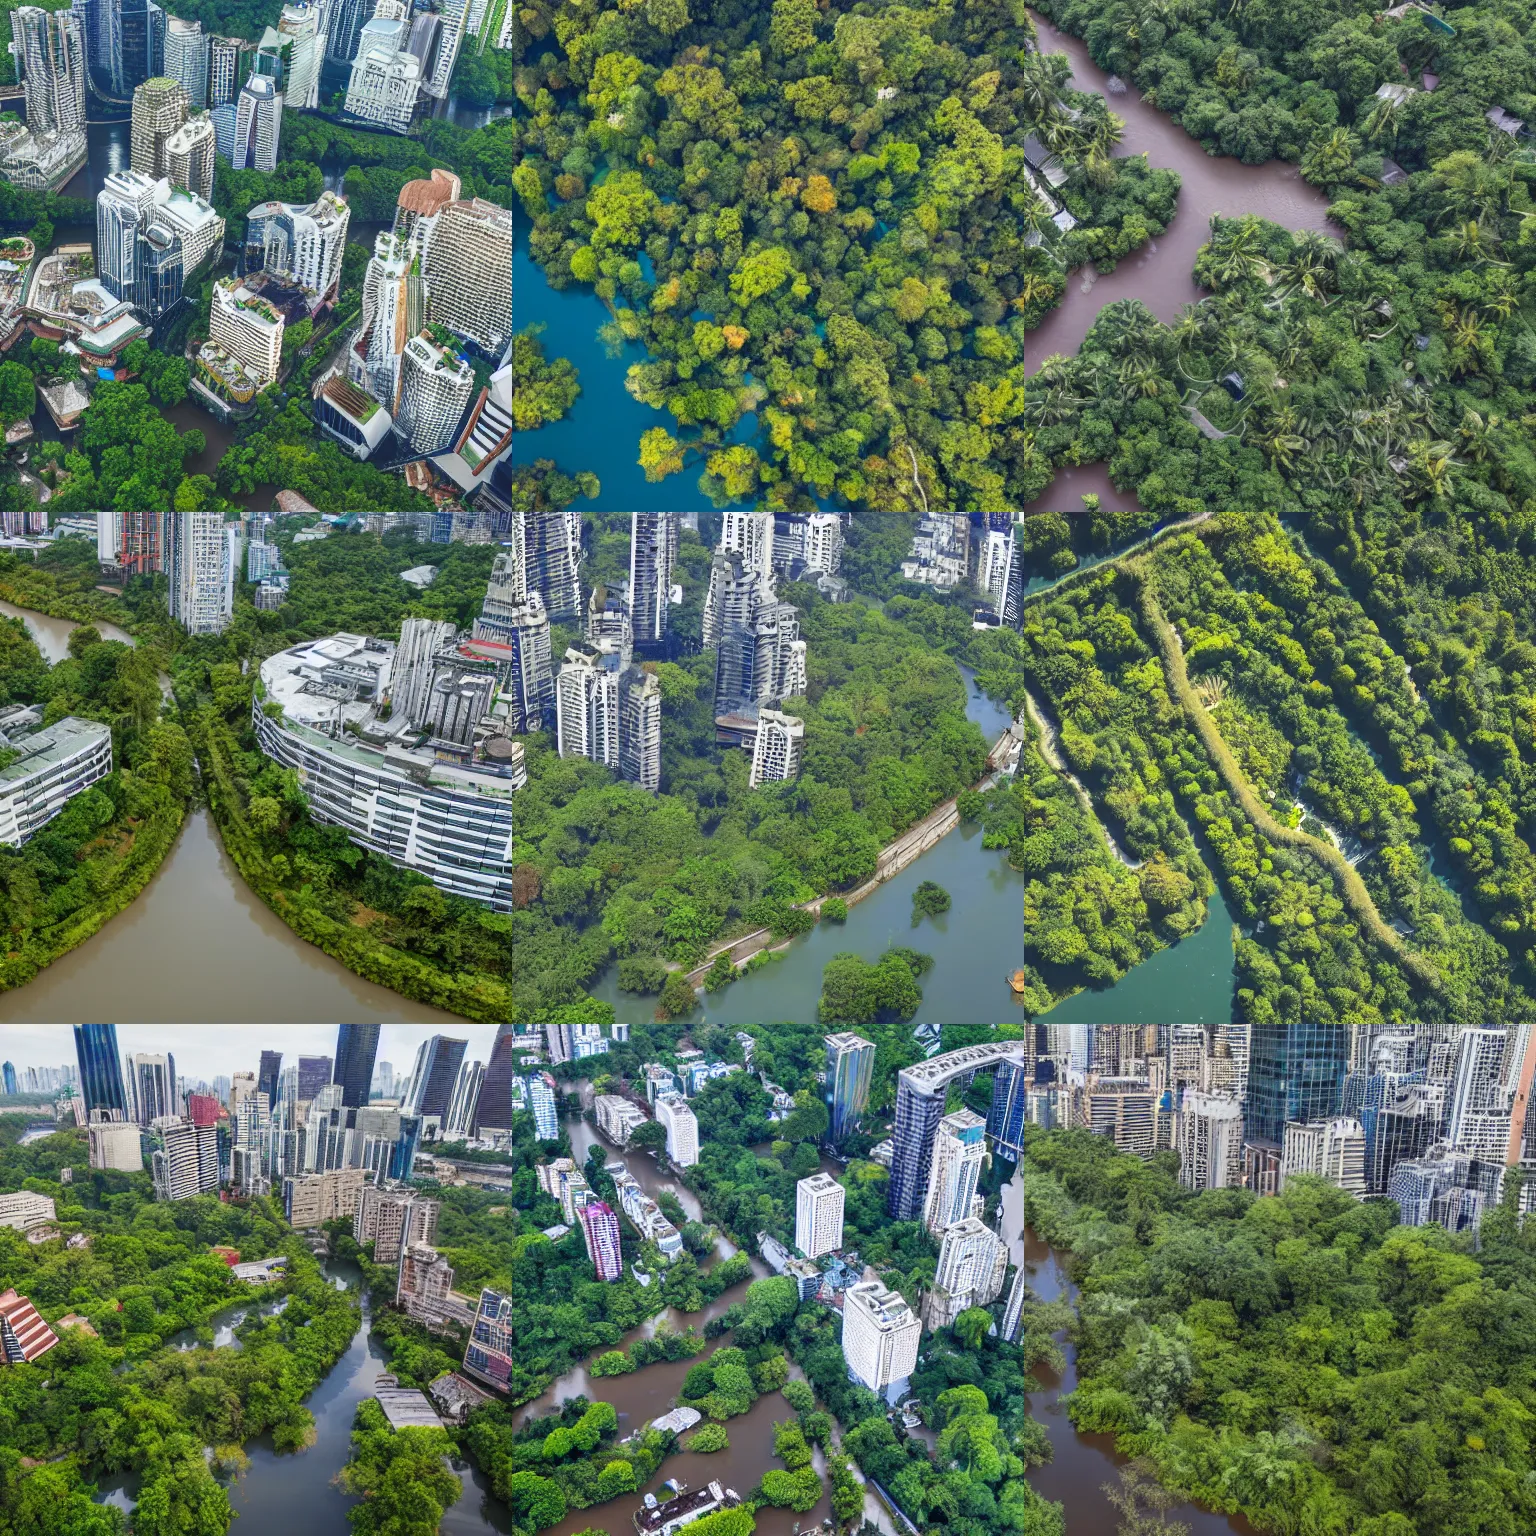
[1024,1228,1256,1536]
[587,663,1024,1024]
[0,598,468,1023]
[1023,7,1337,510]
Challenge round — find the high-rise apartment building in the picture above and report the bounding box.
[162,16,207,107]
[127,1052,178,1124]
[422,197,511,353]
[1175,1091,1243,1191]
[475,546,553,732]
[628,513,678,649]
[655,1092,699,1167]
[749,709,804,788]
[921,1109,988,1236]
[208,276,284,386]
[344,14,420,134]
[577,1199,622,1281]
[163,112,214,198]
[555,643,661,793]
[394,331,473,452]
[472,1027,518,1136]
[88,1118,143,1171]
[244,190,351,310]
[207,33,244,104]
[355,1184,438,1261]
[843,1276,922,1403]
[152,1119,219,1200]
[129,76,186,178]
[283,1166,367,1227]
[922,1216,1009,1330]
[273,2,323,109]
[74,1025,128,1119]
[333,1024,380,1110]
[825,1032,875,1149]
[794,1171,844,1260]
[1282,1117,1368,1195]
[11,7,86,135]
[167,508,231,634]
[231,75,281,171]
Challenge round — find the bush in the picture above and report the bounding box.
[686,1423,729,1453]
[820,897,849,922]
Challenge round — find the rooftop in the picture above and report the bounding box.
[0,716,107,784]
[373,1376,447,1431]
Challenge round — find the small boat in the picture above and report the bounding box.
[1008,969,1028,993]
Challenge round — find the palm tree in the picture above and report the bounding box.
[1019,53,1071,124]
[1404,437,1459,500]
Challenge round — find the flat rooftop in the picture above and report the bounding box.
[0,716,109,785]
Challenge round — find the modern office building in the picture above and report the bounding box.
[986,1058,1026,1162]
[416,0,466,98]
[394,331,473,452]
[824,1032,876,1149]
[444,1059,484,1138]
[1,1065,14,1097]
[468,1028,518,1136]
[129,75,187,178]
[152,1119,219,1201]
[257,1050,282,1107]
[253,633,516,909]
[231,75,281,171]
[88,1118,143,1171]
[163,112,214,198]
[162,16,207,107]
[325,0,373,62]
[842,1277,922,1403]
[272,2,323,109]
[207,276,284,386]
[127,1051,177,1124]
[1282,1117,1368,1195]
[748,708,804,788]
[577,1199,623,1281]
[73,0,157,105]
[922,1216,1009,1330]
[404,1035,468,1122]
[628,513,678,648]
[889,1043,1029,1221]
[654,1093,699,1167]
[1175,1091,1243,1191]
[167,508,231,634]
[1245,1025,1349,1145]
[423,197,511,353]
[795,1171,845,1260]
[96,166,158,303]
[462,1287,514,1389]
[333,1024,380,1110]
[921,1109,988,1237]
[244,190,351,311]
[0,718,112,847]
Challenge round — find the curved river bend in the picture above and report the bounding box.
[0,599,464,1023]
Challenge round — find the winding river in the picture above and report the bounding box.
[586,663,1025,1024]
[0,599,465,1023]
[1023,7,1336,509]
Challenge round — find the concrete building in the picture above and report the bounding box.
[96,166,159,304]
[162,16,207,107]
[344,20,420,133]
[594,1094,650,1146]
[748,708,803,788]
[577,1199,622,1281]
[207,33,246,105]
[244,190,351,311]
[794,1171,844,1260]
[1282,1117,1368,1196]
[654,1092,698,1168]
[231,75,281,171]
[0,1193,56,1232]
[88,1119,143,1172]
[271,2,323,109]
[842,1275,922,1403]
[444,1059,484,1138]
[1175,1091,1243,1191]
[555,642,660,794]
[151,1120,219,1201]
[208,276,284,386]
[922,1216,1009,1330]
[423,197,511,353]
[351,229,420,407]
[355,1184,438,1262]
[11,7,86,134]
[921,1109,988,1237]
[284,1167,368,1227]
[0,717,112,847]
[394,331,473,452]
[628,513,677,648]
[164,112,214,199]
[129,76,187,179]
[127,1051,177,1124]
[168,508,231,635]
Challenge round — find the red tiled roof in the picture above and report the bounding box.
[0,1289,59,1363]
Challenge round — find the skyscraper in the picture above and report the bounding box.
[257,1050,282,1107]
[162,16,207,108]
[297,1055,333,1103]
[0,1064,14,1097]
[74,1025,128,1119]
[207,33,244,105]
[422,197,512,354]
[96,167,159,305]
[1175,1091,1242,1191]
[207,276,284,387]
[794,1171,844,1260]
[921,1109,988,1236]
[986,1058,1026,1162]
[163,113,215,199]
[324,0,373,62]
[445,1059,484,1138]
[472,1026,517,1135]
[416,0,466,99]
[577,1199,622,1281]
[127,1052,177,1124]
[654,1093,698,1167]
[842,1278,922,1403]
[231,74,281,171]
[152,1120,219,1200]
[922,1216,1009,1330]
[824,1032,875,1149]
[393,331,474,452]
[1244,1025,1349,1146]
[167,508,230,634]
[243,190,351,310]
[476,547,554,732]
[629,513,678,649]
[405,1035,468,1120]
[748,708,804,788]
[130,75,187,179]
[11,7,86,135]
[333,1025,380,1111]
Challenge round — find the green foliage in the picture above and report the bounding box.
[685,1422,729,1452]
[817,946,934,1023]
[911,879,952,923]
[341,1400,459,1535]
[512,326,581,431]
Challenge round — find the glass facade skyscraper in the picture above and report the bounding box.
[332,1025,380,1110]
[824,1032,875,1149]
[473,1026,517,1134]
[257,1050,282,1107]
[296,1055,332,1103]
[987,1058,1026,1161]
[1244,1024,1349,1144]
[73,1024,128,1118]
[406,1035,468,1119]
